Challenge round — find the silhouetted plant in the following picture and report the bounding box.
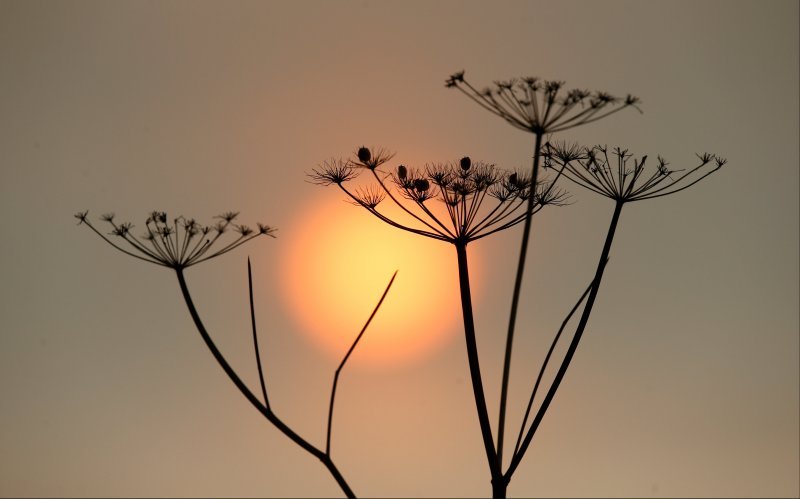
[310,151,569,243]
[446,72,644,494]
[76,210,397,498]
[501,144,726,480]
[313,67,723,495]
[77,68,725,498]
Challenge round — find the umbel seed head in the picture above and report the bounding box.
[357,146,371,163]
[460,156,472,171]
[398,165,407,180]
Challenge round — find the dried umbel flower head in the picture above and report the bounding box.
[309,158,357,186]
[445,70,641,134]
[75,210,275,269]
[309,146,568,244]
[544,142,726,202]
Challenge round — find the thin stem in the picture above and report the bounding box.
[247,258,270,409]
[513,272,597,457]
[496,132,543,466]
[506,200,624,479]
[175,269,356,498]
[326,271,397,455]
[455,242,501,480]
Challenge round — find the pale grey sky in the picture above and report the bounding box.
[1,1,797,497]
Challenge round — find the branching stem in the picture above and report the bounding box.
[326,271,397,455]
[506,200,624,478]
[175,269,356,498]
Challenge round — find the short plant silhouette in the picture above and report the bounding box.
[312,72,723,498]
[75,210,395,497]
[78,70,724,498]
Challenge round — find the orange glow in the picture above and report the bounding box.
[279,192,478,367]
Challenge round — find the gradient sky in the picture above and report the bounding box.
[1,1,798,497]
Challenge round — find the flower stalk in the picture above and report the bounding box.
[77,211,401,498]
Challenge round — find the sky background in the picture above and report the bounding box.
[1,0,798,497]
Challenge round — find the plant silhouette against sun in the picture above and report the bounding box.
[311,72,723,498]
[76,210,396,498]
[446,71,643,491]
[77,69,725,498]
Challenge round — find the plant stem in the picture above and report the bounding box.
[496,132,543,466]
[175,269,356,498]
[513,274,597,457]
[326,272,397,455]
[248,258,270,409]
[455,242,501,482]
[492,476,508,499]
[505,200,624,479]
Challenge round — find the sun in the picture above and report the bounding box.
[279,191,479,367]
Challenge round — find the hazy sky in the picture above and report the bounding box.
[1,1,798,497]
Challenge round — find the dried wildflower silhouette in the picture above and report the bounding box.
[309,72,725,497]
[74,68,725,498]
[311,147,570,489]
[310,151,569,243]
[76,210,396,498]
[445,71,641,496]
[445,70,642,135]
[446,71,644,495]
[74,210,274,268]
[314,140,724,497]
[501,144,727,480]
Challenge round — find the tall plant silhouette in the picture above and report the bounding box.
[76,70,725,498]
[313,70,723,496]
[446,72,642,487]
[75,210,396,498]
[311,150,570,492]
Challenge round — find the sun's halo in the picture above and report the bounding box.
[279,192,478,367]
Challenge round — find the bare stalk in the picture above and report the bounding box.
[248,258,270,409]
[496,131,543,466]
[175,268,356,498]
[513,271,599,456]
[326,271,398,455]
[506,200,623,478]
[454,242,502,483]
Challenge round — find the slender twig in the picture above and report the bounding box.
[326,271,398,456]
[496,131,543,466]
[175,269,356,498]
[512,268,601,457]
[248,258,270,409]
[506,201,623,478]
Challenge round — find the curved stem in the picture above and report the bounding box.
[326,271,397,455]
[506,200,624,479]
[248,258,270,409]
[513,274,597,456]
[496,132,543,466]
[455,242,501,480]
[175,269,356,498]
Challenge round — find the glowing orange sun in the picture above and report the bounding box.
[279,192,479,367]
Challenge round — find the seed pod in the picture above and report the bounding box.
[509,173,518,186]
[460,156,471,171]
[357,146,371,163]
[398,165,407,180]
[413,178,430,192]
